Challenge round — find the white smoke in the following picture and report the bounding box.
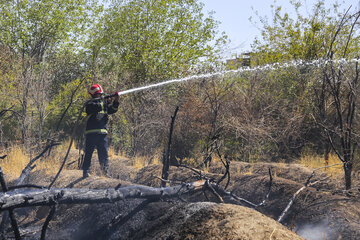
[296,220,335,240]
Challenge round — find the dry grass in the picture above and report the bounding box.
[108,147,117,159]
[133,156,150,169]
[0,142,346,181]
[132,153,161,169]
[299,153,343,175]
[0,146,28,179]
[0,145,63,179]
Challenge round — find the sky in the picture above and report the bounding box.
[199,0,360,57]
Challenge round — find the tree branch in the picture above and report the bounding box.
[161,106,179,187]
[277,163,344,223]
[15,142,60,186]
[48,103,86,189]
[0,181,206,211]
[0,166,21,240]
[40,204,57,240]
[92,198,155,240]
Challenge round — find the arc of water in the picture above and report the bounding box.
[114,58,360,97]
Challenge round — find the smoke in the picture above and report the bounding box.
[295,220,336,240]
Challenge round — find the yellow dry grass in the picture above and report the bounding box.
[132,153,161,169]
[299,153,343,175]
[0,145,62,179]
[0,146,28,178]
[108,147,116,159]
[0,141,346,183]
[133,156,150,169]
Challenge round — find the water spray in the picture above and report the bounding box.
[102,58,360,99]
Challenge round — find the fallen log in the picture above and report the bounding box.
[0,180,206,211]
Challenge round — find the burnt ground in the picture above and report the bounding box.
[1,153,359,240]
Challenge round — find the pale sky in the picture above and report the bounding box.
[200,0,360,56]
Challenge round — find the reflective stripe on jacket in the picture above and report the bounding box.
[85,98,119,135]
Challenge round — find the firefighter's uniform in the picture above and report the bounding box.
[82,84,119,177]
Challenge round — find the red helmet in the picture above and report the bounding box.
[88,84,104,96]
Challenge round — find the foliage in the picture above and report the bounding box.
[0,0,359,190]
[46,77,88,135]
[249,0,360,188]
[91,0,226,84]
[0,0,100,55]
[251,0,360,64]
[86,0,227,155]
[0,0,100,149]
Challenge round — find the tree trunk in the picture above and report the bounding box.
[324,143,330,165]
[344,161,353,190]
[161,106,179,187]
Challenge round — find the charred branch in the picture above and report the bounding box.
[216,147,231,189]
[175,164,209,180]
[176,164,273,208]
[48,103,86,189]
[277,182,316,223]
[0,166,21,240]
[0,175,274,216]
[7,184,46,191]
[40,204,56,240]
[211,168,273,209]
[277,163,343,223]
[205,180,224,203]
[211,183,259,208]
[15,142,60,186]
[161,106,179,187]
[258,168,273,206]
[0,181,206,211]
[91,198,155,240]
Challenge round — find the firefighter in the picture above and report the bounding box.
[82,84,119,178]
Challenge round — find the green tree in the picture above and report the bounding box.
[251,0,360,64]
[251,0,360,188]
[0,0,100,147]
[89,0,227,155]
[93,0,225,84]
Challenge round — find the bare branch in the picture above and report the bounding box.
[216,147,231,189]
[161,106,179,187]
[327,6,352,58]
[0,181,206,211]
[205,180,224,203]
[7,184,46,191]
[0,166,21,239]
[277,163,344,223]
[342,11,360,58]
[40,204,56,240]
[277,181,318,223]
[175,164,209,180]
[91,198,154,240]
[48,103,86,189]
[15,142,60,186]
[0,105,14,119]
